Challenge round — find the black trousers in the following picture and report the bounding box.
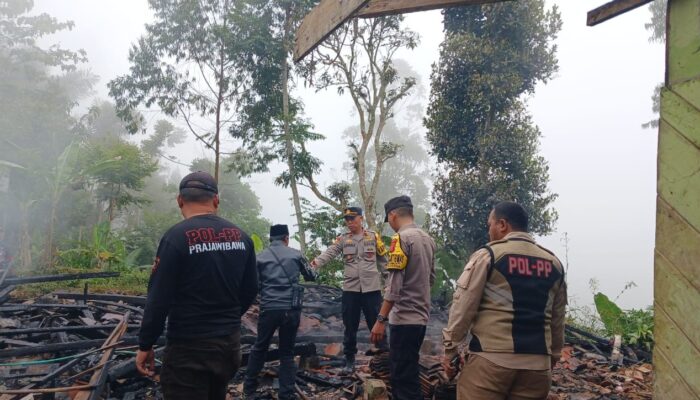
[160,332,241,400]
[389,324,426,400]
[342,290,387,358]
[244,309,301,400]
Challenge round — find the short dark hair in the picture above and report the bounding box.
[492,201,528,232]
[392,207,413,218]
[180,185,216,203]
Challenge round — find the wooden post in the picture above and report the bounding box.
[654,0,700,398]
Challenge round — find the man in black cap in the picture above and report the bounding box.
[370,195,436,400]
[244,224,316,400]
[311,206,388,372]
[136,171,258,400]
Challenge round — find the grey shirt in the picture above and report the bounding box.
[385,223,436,325]
[257,241,316,310]
[313,230,388,293]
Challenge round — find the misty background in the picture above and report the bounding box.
[20,0,662,309]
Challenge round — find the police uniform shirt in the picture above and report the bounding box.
[384,223,436,325]
[442,232,567,370]
[314,230,388,292]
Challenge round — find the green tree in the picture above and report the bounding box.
[342,59,432,228]
[426,1,561,256]
[231,0,319,253]
[0,0,92,268]
[189,158,270,240]
[109,0,253,181]
[642,0,666,129]
[300,16,419,230]
[79,138,158,223]
[646,0,667,43]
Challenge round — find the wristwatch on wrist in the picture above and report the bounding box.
[377,314,388,323]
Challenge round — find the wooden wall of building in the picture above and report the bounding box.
[655,0,700,397]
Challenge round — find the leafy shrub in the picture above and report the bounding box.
[594,292,654,351]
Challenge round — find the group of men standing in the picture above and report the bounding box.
[135,171,566,400]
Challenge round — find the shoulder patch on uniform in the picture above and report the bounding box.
[387,233,407,270]
[375,232,387,256]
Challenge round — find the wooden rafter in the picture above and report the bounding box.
[355,0,509,18]
[587,0,654,26]
[294,0,508,61]
[294,0,371,62]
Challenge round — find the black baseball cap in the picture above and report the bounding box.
[270,224,289,237]
[342,207,363,219]
[179,171,218,194]
[384,195,413,222]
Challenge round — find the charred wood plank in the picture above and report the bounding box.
[0,336,166,358]
[586,0,654,26]
[0,349,94,400]
[0,324,140,337]
[73,312,130,400]
[0,285,15,304]
[2,272,120,287]
[0,384,96,395]
[87,300,144,314]
[0,338,40,347]
[52,291,145,306]
[0,303,89,312]
[107,342,317,381]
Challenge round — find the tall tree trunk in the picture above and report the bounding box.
[214,52,224,182]
[44,198,57,268]
[283,6,307,253]
[18,203,31,271]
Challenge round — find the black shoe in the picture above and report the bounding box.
[342,356,355,374]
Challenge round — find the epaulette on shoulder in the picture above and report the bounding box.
[477,244,496,278]
[486,238,509,247]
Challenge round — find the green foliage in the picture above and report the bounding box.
[190,157,271,240]
[646,0,667,43]
[0,0,94,269]
[297,16,421,229]
[123,209,181,266]
[593,291,654,351]
[57,222,127,270]
[594,292,625,335]
[426,1,561,253]
[15,267,151,298]
[251,234,264,254]
[78,138,158,220]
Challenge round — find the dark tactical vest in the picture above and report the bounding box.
[469,236,565,355]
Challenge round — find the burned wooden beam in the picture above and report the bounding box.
[73,312,130,400]
[0,303,89,312]
[0,348,95,400]
[0,285,15,304]
[1,272,120,287]
[587,0,654,26]
[107,342,317,381]
[52,291,146,306]
[0,323,140,337]
[0,384,96,396]
[0,336,165,358]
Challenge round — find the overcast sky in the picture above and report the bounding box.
[35,0,663,309]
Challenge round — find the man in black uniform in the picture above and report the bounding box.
[244,224,316,399]
[136,171,258,400]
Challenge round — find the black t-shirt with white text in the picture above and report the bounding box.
[138,214,258,350]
